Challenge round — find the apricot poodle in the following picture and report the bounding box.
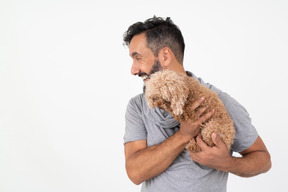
[145,70,235,152]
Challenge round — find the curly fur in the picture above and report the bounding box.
[145,70,235,152]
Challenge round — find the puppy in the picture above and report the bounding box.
[145,70,235,152]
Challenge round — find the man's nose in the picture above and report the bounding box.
[131,61,140,76]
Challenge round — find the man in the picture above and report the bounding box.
[123,16,271,192]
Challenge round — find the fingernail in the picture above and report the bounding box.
[200,97,205,100]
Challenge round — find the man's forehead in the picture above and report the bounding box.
[131,33,146,43]
[129,33,147,56]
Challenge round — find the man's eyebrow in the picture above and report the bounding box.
[131,52,142,57]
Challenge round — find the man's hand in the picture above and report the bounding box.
[189,134,272,177]
[179,97,215,141]
[189,133,233,172]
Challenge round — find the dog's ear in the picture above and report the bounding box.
[169,83,189,117]
[161,73,190,117]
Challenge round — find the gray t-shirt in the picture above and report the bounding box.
[124,72,258,192]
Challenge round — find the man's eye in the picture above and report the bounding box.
[136,57,141,61]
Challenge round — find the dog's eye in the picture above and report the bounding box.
[152,97,159,102]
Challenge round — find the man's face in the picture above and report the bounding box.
[129,33,163,83]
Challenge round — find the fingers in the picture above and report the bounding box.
[198,109,215,124]
[196,134,209,150]
[212,133,226,148]
[190,97,205,111]
[191,97,213,119]
[178,97,215,140]
[195,107,207,118]
[189,97,215,124]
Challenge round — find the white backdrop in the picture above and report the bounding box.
[1,0,287,191]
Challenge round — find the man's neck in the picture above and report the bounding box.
[167,62,186,75]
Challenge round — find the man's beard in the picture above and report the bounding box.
[143,59,163,93]
[149,59,163,76]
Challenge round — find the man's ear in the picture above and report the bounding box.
[158,47,172,68]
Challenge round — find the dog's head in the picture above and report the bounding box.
[145,70,190,117]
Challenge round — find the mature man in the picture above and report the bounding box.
[123,16,271,192]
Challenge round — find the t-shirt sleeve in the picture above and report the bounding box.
[124,97,147,144]
[219,92,258,152]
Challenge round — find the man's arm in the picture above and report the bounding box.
[124,132,190,185]
[228,136,271,177]
[124,97,214,185]
[189,134,271,177]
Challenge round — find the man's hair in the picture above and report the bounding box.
[123,16,185,64]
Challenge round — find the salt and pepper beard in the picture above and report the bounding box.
[143,58,163,93]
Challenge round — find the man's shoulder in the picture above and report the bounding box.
[129,93,145,104]
[127,93,147,112]
[187,71,222,95]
